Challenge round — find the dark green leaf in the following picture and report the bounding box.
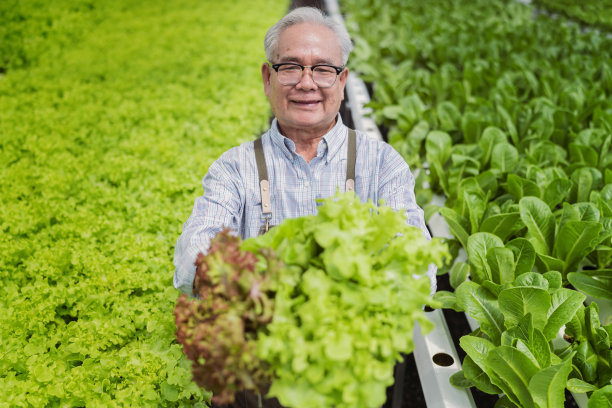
[554,221,602,273]
[496,105,518,146]
[503,313,533,347]
[574,202,601,222]
[494,395,519,408]
[433,290,461,311]
[462,111,489,144]
[461,188,488,234]
[426,130,452,166]
[462,355,502,394]
[447,154,481,200]
[460,335,497,373]
[536,253,565,273]
[476,170,499,197]
[543,178,573,210]
[529,356,574,408]
[487,346,539,408]
[587,385,612,407]
[559,202,582,231]
[566,378,598,393]
[585,302,606,350]
[467,232,505,283]
[456,281,505,344]
[513,272,549,289]
[499,285,550,329]
[569,143,599,168]
[481,212,522,242]
[575,340,598,383]
[449,262,470,289]
[482,280,503,298]
[507,174,542,201]
[437,101,461,131]
[492,143,519,174]
[439,207,470,249]
[577,269,612,284]
[590,246,612,270]
[449,370,472,389]
[592,191,612,218]
[519,197,555,255]
[571,167,602,203]
[530,328,552,368]
[381,105,403,120]
[542,271,563,290]
[408,120,430,144]
[479,126,508,167]
[565,306,586,342]
[506,238,536,276]
[487,247,516,285]
[543,288,586,341]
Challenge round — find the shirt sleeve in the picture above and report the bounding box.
[173,151,244,294]
[377,144,438,294]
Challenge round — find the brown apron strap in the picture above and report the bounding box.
[254,129,357,232]
[254,138,272,232]
[346,128,357,192]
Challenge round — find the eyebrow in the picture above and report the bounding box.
[278,56,339,65]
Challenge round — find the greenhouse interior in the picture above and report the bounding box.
[1,0,611,407]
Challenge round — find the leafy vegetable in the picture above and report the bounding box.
[174,230,279,404]
[343,0,612,405]
[241,192,449,408]
[448,272,612,406]
[532,0,612,32]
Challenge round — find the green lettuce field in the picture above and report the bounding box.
[342,0,612,405]
[0,0,287,406]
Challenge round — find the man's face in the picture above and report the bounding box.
[262,23,348,136]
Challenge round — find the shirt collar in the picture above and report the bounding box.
[269,114,347,164]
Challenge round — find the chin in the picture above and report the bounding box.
[288,112,330,128]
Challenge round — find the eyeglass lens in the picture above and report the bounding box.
[277,65,338,87]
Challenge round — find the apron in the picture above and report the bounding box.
[255,128,357,234]
[213,129,357,408]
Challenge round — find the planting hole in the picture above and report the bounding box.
[432,353,454,367]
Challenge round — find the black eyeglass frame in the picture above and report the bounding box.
[269,62,345,87]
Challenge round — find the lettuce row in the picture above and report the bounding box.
[446,271,612,407]
[0,0,288,405]
[532,0,612,32]
[342,0,612,404]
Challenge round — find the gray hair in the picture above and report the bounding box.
[264,7,353,66]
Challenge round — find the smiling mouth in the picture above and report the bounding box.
[291,100,321,107]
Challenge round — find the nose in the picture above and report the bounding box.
[295,67,317,90]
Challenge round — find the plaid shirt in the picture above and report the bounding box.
[173,115,435,294]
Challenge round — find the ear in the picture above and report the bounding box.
[262,63,272,97]
[338,67,349,100]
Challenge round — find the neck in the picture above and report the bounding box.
[278,118,337,163]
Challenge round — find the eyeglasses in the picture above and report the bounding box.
[270,62,344,88]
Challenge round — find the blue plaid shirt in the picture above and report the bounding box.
[173,115,436,294]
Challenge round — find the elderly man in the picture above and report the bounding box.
[174,5,435,295]
[173,6,435,408]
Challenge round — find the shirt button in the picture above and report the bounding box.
[305,181,310,187]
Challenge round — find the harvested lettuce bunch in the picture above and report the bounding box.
[241,192,448,408]
[175,193,447,407]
